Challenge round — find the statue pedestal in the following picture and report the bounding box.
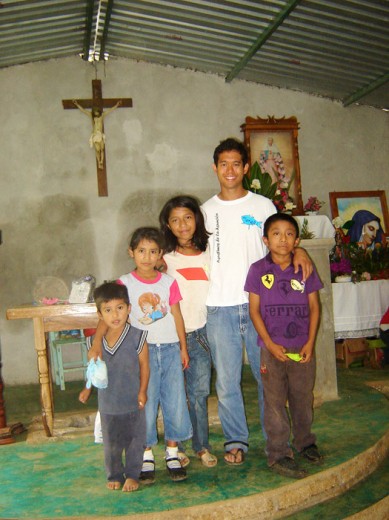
[301,238,338,403]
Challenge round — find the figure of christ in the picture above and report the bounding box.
[73,99,122,168]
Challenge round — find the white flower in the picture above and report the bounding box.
[332,216,344,229]
[279,181,289,189]
[275,189,281,196]
[250,179,261,190]
[285,201,296,211]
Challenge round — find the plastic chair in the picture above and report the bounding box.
[48,330,88,390]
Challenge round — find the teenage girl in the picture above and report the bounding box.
[159,195,217,467]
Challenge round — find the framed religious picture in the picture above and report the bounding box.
[329,190,389,247]
[241,115,303,214]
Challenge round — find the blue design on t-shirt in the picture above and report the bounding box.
[241,214,262,229]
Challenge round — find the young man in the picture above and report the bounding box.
[202,137,312,465]
[245,213,323,478]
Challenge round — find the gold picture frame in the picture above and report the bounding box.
[329,190,388,243]
[241,115,303,214]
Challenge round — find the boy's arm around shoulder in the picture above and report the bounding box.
[138,341,149,409]
[293,247,313,282]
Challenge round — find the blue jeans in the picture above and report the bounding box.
[145,342,192,447]
[206,304,265,453]
[185,326,212,453]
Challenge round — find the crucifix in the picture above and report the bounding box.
[62,80,132,196]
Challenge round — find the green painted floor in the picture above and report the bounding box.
[1,365,388,519]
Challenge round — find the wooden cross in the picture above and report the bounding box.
[62,80,132,196]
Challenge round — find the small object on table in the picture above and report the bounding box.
[335,275,352,283]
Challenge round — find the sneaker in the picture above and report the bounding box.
[139,460,155,485]
[166,457,187,482]
[300,444,323,463]
[271,457,307,479]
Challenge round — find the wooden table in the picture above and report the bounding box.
[6,303,99,436]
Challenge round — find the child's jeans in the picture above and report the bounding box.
[185,326,212,453]
[145,342,192,447]
[100,409,146,482]
[261,348,316,466]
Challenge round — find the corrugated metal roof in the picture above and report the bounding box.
[1,0,388,110]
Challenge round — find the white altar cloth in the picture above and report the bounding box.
[295,215,335,239]
[332,280,389,339]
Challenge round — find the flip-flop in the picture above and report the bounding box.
[224,448,245,466]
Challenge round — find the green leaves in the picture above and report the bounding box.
[243,161,278,199]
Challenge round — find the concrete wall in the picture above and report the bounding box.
[0,56,388,384]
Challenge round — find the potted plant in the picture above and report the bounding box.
[303,196,324,215]
[243,161,296,213]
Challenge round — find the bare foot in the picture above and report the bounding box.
[106,481,122,490]
[122,478,139,492]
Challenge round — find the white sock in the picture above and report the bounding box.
[143,448,154,461]
[166,446,181,469]
[142,449,154,472]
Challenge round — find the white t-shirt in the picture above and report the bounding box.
[202,191,276,306]
[163,248,210,332]
[119,271,181,344]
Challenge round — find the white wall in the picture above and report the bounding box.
[0,56,388,384]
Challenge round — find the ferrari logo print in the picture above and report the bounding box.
[261,274,274,289]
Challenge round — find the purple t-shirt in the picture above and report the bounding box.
[244,253,323,351]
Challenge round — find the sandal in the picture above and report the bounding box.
[166,457,187,482]
[178,451,190,468]
[224,448,245,466]
[139,460,155,485]
[197,449,218,467]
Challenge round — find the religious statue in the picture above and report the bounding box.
[73,99,122,168]
[259,136,290,187]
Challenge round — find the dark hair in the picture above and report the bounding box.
[128,227,165,250]
[263,213,300,238]
[159,195,211,253]
[94,282,130,312]
[213,137,248,166]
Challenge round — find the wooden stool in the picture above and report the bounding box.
[49,330,88,390]
[335,338,369,368]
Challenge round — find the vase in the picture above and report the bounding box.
[305,211,318,216]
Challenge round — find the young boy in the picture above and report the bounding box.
[244,213,323,479]
[85,281,149,492]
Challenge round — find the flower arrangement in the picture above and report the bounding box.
[303,196,324,213]
[329,217,389,282]
[243,161,296,213]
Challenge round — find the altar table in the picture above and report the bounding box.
[295,215,335,239]
[6,303,98,436]
[332,280,389,339]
